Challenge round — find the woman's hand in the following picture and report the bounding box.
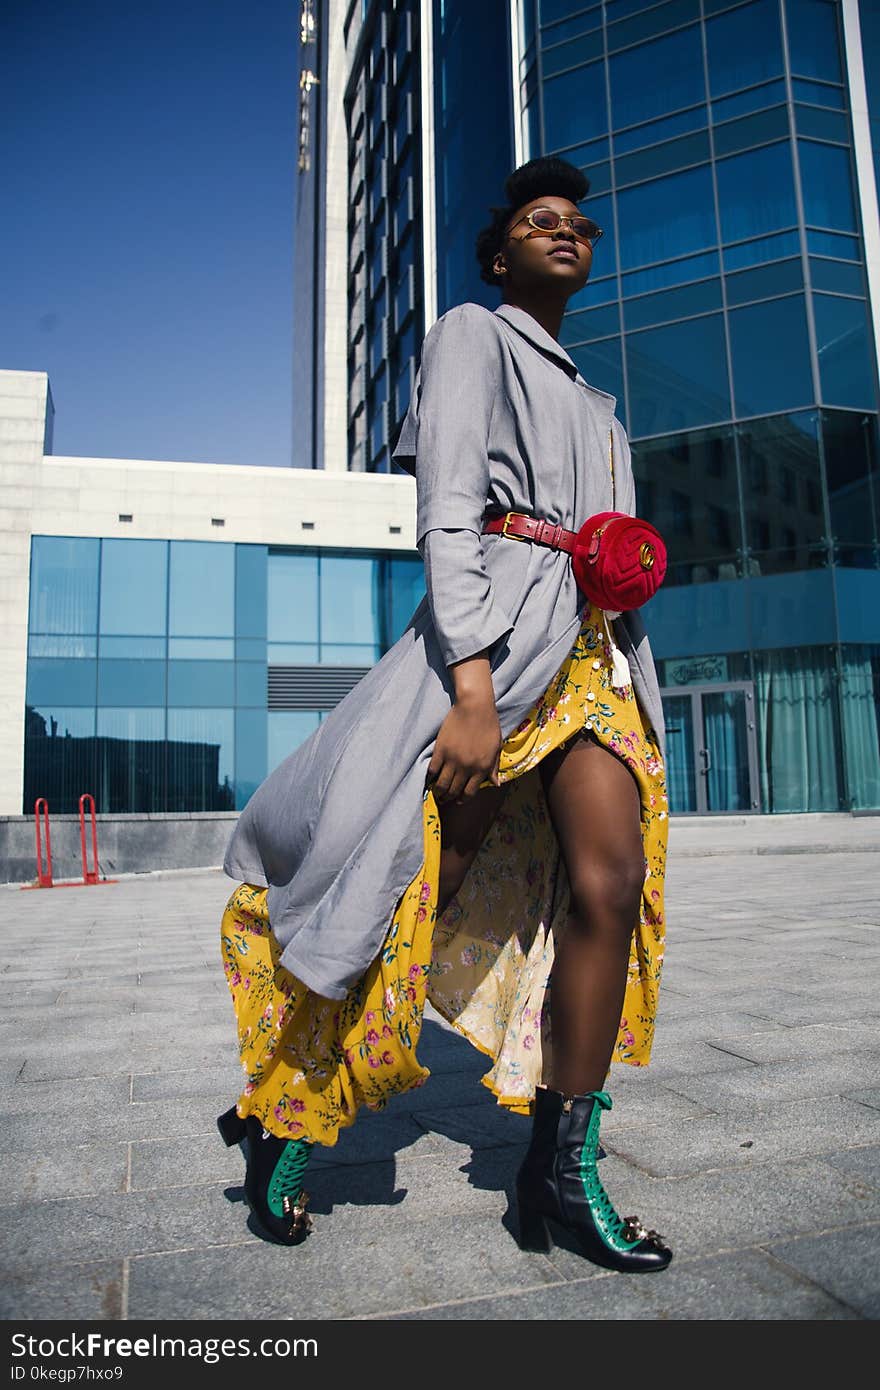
[426,651,503,803]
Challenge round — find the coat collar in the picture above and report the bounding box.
[493,302,617,405]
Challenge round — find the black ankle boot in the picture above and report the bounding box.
[217,1106,314,1246]
[516,1087,671,1273]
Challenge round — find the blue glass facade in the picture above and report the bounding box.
[519,0,880,811]
[433,0,515,316]
[25,537,425,814]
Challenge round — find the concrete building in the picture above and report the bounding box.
[0,369,422,876]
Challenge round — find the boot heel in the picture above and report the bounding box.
[217,1106,247,1147]
[517,1203,553,1253]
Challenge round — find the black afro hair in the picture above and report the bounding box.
[475,156,591,288]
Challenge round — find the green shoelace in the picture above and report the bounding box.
[267,1138,313,1219]
[577,1092,641,1254]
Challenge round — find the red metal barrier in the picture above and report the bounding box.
[34,798,53,887]
[22,795,115,890]
[79,793,99,885]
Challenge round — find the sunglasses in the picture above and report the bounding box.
[506,207,604,248]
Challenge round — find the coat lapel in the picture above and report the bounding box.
[493,303,617,406]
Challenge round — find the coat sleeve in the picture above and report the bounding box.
[409,304,515,668]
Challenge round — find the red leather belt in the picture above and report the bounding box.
[482,510,578,554]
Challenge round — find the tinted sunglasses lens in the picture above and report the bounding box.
[530,210,561,230]
[572,218,600,242]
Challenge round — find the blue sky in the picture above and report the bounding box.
[1,1,301,467]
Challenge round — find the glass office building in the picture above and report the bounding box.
[514,0,880,813]
[24,536,424,814]
[338,0,880,814]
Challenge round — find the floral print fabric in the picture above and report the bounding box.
[220,600,668,1146]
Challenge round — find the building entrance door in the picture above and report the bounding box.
[660,682,760,814]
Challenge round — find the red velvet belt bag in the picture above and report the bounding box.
[481,509,667,612]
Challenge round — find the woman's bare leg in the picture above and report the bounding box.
[538,729,644,1096]
[436,784,507,917]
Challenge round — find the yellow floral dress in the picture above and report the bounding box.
[220,599,668,1147]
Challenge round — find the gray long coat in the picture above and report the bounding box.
[224,302,666,1001]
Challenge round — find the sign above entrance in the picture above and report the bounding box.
[664,656,729,686]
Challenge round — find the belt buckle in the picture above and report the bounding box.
[501,511,524,540]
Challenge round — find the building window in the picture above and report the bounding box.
[728,295,813,418]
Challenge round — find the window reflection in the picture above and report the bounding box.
[738,412,825,575]
[267,553,319,644]
[543,59,607,151]
[609,26,704,131]
[24,705,96,814]
[785,0,842,84]
[728,296,813,417]
[822,410,880,566]
[169,542,234,637]
[167,661,235,707]
[705,0,783,98]
[387,555,426,641]
[29,537,99,635]
[166,709,235,812]
[267,711,322,775]
[97,660,166,707]
[617,166,716,271]
[235,545,267,639]
[798,141,857,232]
[814,295,875,411]
[626,314,730,436]
[320,555,382,647]
[96,708,165,813]
[100,540,167,635]
[716,143,797,243]
[570,338,624,409]
[27,658,97,707]
[234,709,267,811]
[631,425,742,584]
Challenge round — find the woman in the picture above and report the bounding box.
[218,156,671,1274]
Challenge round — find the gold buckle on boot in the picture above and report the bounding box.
[281,1189,313,1240]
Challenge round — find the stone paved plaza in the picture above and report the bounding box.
[1,814,879,1321]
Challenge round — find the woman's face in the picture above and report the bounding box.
[494,194,594,298]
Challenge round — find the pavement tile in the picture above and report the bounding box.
[548,1152,880,1266]
[606,1096,880,1177]
[767,1224,880,1318]
[306,1112,437,1168]
[845,1088,880,1112]
[411,1101,531,1149]
[698,1023,879,1065]
[386,1247,858,1320]
[0,1095,228,1151]
[0,1137,129,1206]
[0,1075,131,1116]
[131,1064,244,1102]
[820,1145,880,1187]
[130,1134,247,1191]
[0,1259,125,1320]
[0,1183,251,1271]
[126,1213,558,1320]
[649,1010,789,1043]
[614,1040,756,1081]
[19,1047,137,1082]
[658,1052,880,1113]
[0,1057,24,1087]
